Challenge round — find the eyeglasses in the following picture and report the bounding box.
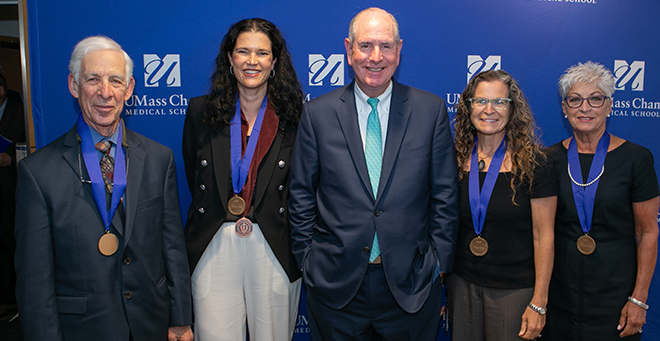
[468,97,512,111]
[564,95,609,108]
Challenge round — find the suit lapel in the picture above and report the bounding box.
[252,124,283,210]
[62,127,90,197]
[336,82,373,198]
[211,125,230,208]
[378,81,411,201]
[63,125,117,235]
[123,129,145,241]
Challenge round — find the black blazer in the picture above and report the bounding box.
[182,96,301,282]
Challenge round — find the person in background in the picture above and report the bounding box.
[182,18,303,341]
[449,69,556,341]
[0,72,25,319]
[543,61,659,340]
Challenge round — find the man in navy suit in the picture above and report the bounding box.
[289,7,459,340]
[14,36,192,341]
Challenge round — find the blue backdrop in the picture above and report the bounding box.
[25,0,660,339]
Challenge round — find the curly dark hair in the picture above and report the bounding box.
[453,70,546,203]
[204,18,303,131]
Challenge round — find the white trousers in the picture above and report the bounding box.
[192,222,302,341]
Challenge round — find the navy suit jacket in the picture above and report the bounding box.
[15,124,192,341]
[289,80,459,313]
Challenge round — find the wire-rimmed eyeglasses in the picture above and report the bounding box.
[564,95,610,108]
[468,97,512,111]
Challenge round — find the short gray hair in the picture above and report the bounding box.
[558,61,615,99]
[348,7,400,45]
[68,36,133,84]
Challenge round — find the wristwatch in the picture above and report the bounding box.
[528,302,547,315]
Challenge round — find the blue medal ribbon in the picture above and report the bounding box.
[469,136,507,236]
[76,113,127,233]
[230,95,267,214]
[567,132,609,234]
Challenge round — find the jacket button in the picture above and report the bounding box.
[363,247,370,254]
[123,257,132,265]
[201,159,208,167]
[278,160,285,169]
[200,184,206,191]
[198,207,205,214]
[124,291,132,299]
[277,184,284,191]
[374,210,381,216]
[279,207,285,214]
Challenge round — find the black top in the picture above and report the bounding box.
[453,158,556,289]
[544,140,659,341]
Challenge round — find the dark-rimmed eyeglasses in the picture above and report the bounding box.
[467,97,512,111]
[564,95,610,108]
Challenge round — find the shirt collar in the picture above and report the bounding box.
[354,80,393,106]
[89,123,120,146]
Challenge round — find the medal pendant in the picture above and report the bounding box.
[228,196,246,216]
[235,217,253,238]
[98,232,119,256]
[478,159,486,171]
[469,236,489,256]
[577,234,596,255]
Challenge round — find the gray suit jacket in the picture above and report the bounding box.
[289,80,459,313]
[15,124,192,341]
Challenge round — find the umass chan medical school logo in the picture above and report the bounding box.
[467,55,501,83]
[309,54,345,87]
[610,60,660,118]
[143,54,181,87]
[614,60,644,92]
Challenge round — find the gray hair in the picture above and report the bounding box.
[558,61,615,99]
[348,7,400,45]
[68,36,133,84]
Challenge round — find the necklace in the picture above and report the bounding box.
[477,150,496,171]
[568,163,605,187]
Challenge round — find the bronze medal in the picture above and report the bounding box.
[577,234,596,255]
[469,236,489,256]
[228,196,246,216]
[235,217,253,238]
[98,232,119,256]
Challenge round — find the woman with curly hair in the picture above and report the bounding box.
[448,70,556,341]
[182,18,303,341]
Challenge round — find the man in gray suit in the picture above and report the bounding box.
[14,36,192,341]
[289,7,459,340]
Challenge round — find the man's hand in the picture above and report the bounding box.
[168,325,193,341]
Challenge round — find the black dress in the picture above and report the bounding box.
[544,141,659,341]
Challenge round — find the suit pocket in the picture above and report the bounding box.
[157,275,167,287]
[137,194,163,211]
[416,237,429,255]
[56,295,87,315]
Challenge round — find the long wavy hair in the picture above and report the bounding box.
[454,70,546,203]
[204,18,303,131]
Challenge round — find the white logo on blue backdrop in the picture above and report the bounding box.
[467,55,501,83]
[143,54,181,88]
[309,54,345,86]
[614,60,645,91]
